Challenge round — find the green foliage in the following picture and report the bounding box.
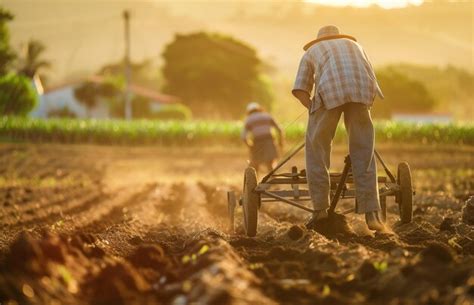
[0,73,37,116]
[74,82,98,111]
[373,261,388,273]
[0,7,15,76]
[74,80,120,115]
[99,59,161,92]
[372,67,438,118]
[131,96,151,119]
[47,106,77,119]
[112,96,191,120]
[380,64,474,120]
[162,32,273,119]
[0,117,243,145]
[0,117,472,146]
[110,97,153,119]
[151,104,192,121]
[18,39,51,78]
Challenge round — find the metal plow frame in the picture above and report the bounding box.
[228,142,414,235]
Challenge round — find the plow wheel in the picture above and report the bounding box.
[227,191,237,233]
[242,167,259,237]
[397,162,413,223]
[380,194,387,223]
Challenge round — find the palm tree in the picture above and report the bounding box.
[18,39,51,78]
[0,8,16,76]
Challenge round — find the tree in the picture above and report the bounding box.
[74,82,98,117]
[98,59,164,119]
[74,80,119,117]
[99,59,158,89]
[384,63,473,120]
[371,67,438,118]
[0,73,38,116]
[18,39,51,78]
[161,32,273,119]
[0,7,16,76]
[47,106,77,118]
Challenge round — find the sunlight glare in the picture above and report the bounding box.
[304,0,424,9]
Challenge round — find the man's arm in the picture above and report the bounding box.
[270,117,284,148]
[292,52,314,109]
[292,89,312,110]
[241,123,251,147]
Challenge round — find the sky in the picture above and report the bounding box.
[3,0,471,121]
[4,0,472,86]
[304,0,424,9]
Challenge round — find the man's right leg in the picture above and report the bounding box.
[343,103,385,232]
[305,106,343,212]
[249,160,260,174]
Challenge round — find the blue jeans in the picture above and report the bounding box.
[305,102,380,213]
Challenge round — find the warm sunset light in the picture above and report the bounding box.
[305,0,424,9]
[0,1,473,304]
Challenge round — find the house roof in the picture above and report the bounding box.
[43,75,179,104]
[129,84,179,104]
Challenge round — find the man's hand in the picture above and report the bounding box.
[292,90,312,110]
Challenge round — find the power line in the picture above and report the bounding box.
[123,10,132,120]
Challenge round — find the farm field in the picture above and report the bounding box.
[0,143,473,305]
[2,116,474,146]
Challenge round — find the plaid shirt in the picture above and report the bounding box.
[293,38,384,113]
[241,111,281,141]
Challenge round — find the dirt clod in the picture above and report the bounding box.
[440,217,456,232]
[358,261,378,281]
[127,244,172,270]
[420,242,456,263]
[84,260,150,304]
[312,213,356,238]
[287,225,304,240]
[462,196,474,225]
[269,246,301,260]
[6,233,43,273]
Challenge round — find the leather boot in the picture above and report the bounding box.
[365,211,386,232]
[305,209,329,229]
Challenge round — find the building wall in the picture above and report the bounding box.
[30,86,110,119]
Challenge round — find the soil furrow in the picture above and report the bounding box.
[0,143,472,305]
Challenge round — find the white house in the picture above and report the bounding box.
[30,75,179,119]
[392,113,453,124]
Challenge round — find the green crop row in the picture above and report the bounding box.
[0,116,473,146]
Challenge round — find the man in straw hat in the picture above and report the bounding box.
[242,102,284,173]
[292,25,386,232]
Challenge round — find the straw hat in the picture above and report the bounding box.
[303,25,357,51]
[246,102,262,113]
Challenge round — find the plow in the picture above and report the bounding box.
[228,142,414,236]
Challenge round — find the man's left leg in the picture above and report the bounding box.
[265,161,274,173]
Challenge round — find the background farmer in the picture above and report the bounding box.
[292,25,386,232]
[241,102,284,173]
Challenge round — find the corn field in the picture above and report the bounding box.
[0,116,472,146]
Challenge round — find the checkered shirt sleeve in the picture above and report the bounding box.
[293,52,314,95]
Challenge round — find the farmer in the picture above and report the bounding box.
[241,102,284,173]
[292,25,386,232]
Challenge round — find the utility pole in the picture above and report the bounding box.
[123,10,132,120]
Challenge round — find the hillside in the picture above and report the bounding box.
[5,0,473,84]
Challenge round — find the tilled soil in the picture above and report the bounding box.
[0,143,473,305]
